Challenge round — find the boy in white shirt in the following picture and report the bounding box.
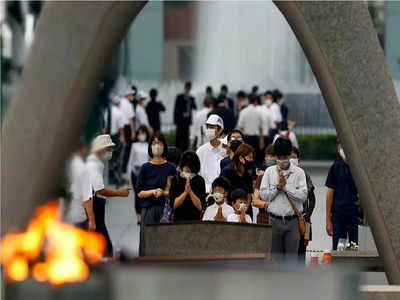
[227,189,252,223]
[202,177,233,222]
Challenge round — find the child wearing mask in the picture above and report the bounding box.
[128,125,150,224]
[227,189,252,223]
[202,177,233,222]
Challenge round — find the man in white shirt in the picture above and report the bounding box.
[65,143,94,230]
[196,114,225,193]
[135,91,153,133]
[87,134,131,257]
[119,87,136,174]
[259,138,307,261]
[190,97,213,149]
[237,97,264,166]
[270,94,283,130]
[202,177,234,221]
[103,95,125,185]
[272,120,299,149]
[258,90,274,147]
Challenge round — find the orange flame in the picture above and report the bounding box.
[1,200,105,285]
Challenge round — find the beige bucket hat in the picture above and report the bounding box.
[91,134,116,153]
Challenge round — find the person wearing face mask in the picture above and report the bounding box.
[273,120,299,149]
[202,177,234,221]
[87,134,132,257]
[137,133,176,255]
[227,189,252,224]
[270,90,283,131]
[221,143,256,221]
[196,114,225,193]
[127,125,151,225]
[219,129,244,171]
[169,151,206,221]
[258,90,274,148]
[290,147,316,263]
[263,144,277,170]
[259,138,307,262]
[325,141,359,250]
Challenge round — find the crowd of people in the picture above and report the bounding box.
[65,81,361,263]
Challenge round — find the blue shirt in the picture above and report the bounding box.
[325,158,359,218]
[136,161,177,208]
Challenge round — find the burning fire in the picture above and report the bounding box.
[1,200,105,285]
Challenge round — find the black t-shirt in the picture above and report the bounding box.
[325,158,359,218]
[170,174,206,221]
[220,165,253,203]
[146,100,165,132]
[220,156,231,171]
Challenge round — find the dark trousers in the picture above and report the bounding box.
[109,134,122,185]
[74,220,88,230]
[93,195,113,257]
[139,205,164,256]
[176,124,189,151]
[244,135,262,168]
[270,217,300,263]
[122,125,132,173]
[130,172,141,215]
[332,215,358,250]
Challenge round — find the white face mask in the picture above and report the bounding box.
[212,192,225,204]
[152,144,164,156]
[290,158,299,167]
[182,171,195,180]
[266,99,272,107]
[205,128,217,140]
[220,147,228,157]
[339,148,346,160]
[277,159,290,170]
[138,134,147,142]
[239,203,248,211]
[103,151,113,161]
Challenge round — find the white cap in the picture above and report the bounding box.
[111,94,121,105]
[91,134,116,153]
[137,90,148,100]
[219,136,228,145]
[122,87,135,97]
[206,114,224,130]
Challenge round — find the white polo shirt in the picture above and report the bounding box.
[273,131,299,149]
[65,155,92,224]
[237,104,263,136]
[190,107,211,147]
[104,105,124,135]
[227,213,252,223]
[270,102,282,128]
[86,154,105,195]
[135,104,150,130]
[202,203,234,221]
[258,105,274,137]
[196,142,224,193]
[120,97,135,126]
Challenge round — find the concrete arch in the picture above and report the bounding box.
[2,1,400,283]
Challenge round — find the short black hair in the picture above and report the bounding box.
[249,96,257,104]
[136,125,150,142]
[212,177,230,192]
[184,81,192,90]
[279,120,288,131]
[150,88,158,98]
[252,86,259,93]
[227,129,244,142]
[272,89,283,102]
[179,151,201,174]
[148,133,168,158]
[274,138,292,157]
[230,188,248,204]
[292,146,300,159]
[237,90,246,98]
[167,146,182,167]
[206,86,213,93]
[264,90,273,96]
[221,84,228,92]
